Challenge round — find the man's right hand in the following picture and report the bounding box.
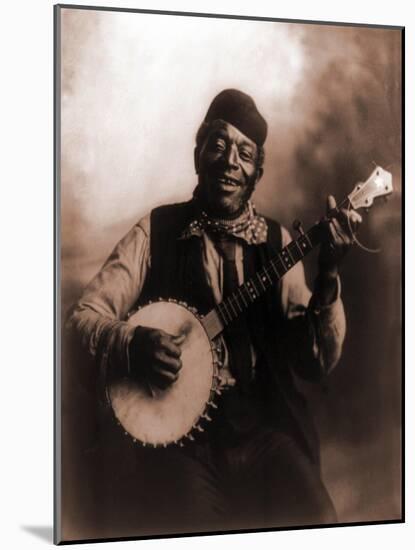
[128,326,184,390]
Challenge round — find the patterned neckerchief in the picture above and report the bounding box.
[180,200,268,245]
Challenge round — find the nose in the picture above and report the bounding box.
[224,144,239,170]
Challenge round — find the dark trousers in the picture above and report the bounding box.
[147,430,336,534]
[90,387,337,538]
[112,388,338,536]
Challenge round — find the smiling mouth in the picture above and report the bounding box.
[217,176,240,188]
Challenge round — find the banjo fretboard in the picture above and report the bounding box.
[201,222,323,340]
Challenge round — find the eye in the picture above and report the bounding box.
[213,138,226,152]
[239,148,254,162]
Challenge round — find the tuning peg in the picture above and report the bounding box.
[292,219,304,235]
[365,208,370,214]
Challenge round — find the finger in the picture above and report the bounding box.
[331,218,350,243]
[328,220,346,247]
[153,366,179,382]
[327,194,337,214]
[331,218,345,236]
[340,211,361,237]
[150,370,177,390]
[160,337,182,358]
[328,222,340,246]
[337,208,362,227]
[172,333,186,345]
[155,352,182,372]
[348,210,362,225]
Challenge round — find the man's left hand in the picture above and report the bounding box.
[318,195,362,277]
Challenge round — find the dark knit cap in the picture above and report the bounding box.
[204,89,267,146]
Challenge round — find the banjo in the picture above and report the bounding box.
[107,166,393,448]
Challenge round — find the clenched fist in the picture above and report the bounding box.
[128,326,184,391]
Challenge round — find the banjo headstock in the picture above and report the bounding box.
[347,166,393,211]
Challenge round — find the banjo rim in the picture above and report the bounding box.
[105,298,219,448]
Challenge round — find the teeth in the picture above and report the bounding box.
[218,178,237,186]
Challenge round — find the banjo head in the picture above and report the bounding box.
[107,300,216,447]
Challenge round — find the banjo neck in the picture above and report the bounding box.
[201,164,394,340]
[201,221,323,340]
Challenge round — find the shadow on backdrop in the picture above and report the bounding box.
[21,526,53,544]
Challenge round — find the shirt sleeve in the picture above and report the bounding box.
[66,215,151,377]
[279,226,346,379]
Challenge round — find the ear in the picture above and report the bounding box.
[194,147,199,174]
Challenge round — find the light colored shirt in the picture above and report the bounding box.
[67,212,346,381]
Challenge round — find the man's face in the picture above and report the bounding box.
[194,120,262,217]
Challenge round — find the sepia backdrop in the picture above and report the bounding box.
[59,7,402,540]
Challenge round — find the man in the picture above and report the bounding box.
[67,89,361,534]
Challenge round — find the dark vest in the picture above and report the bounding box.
[137,201,320,463]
